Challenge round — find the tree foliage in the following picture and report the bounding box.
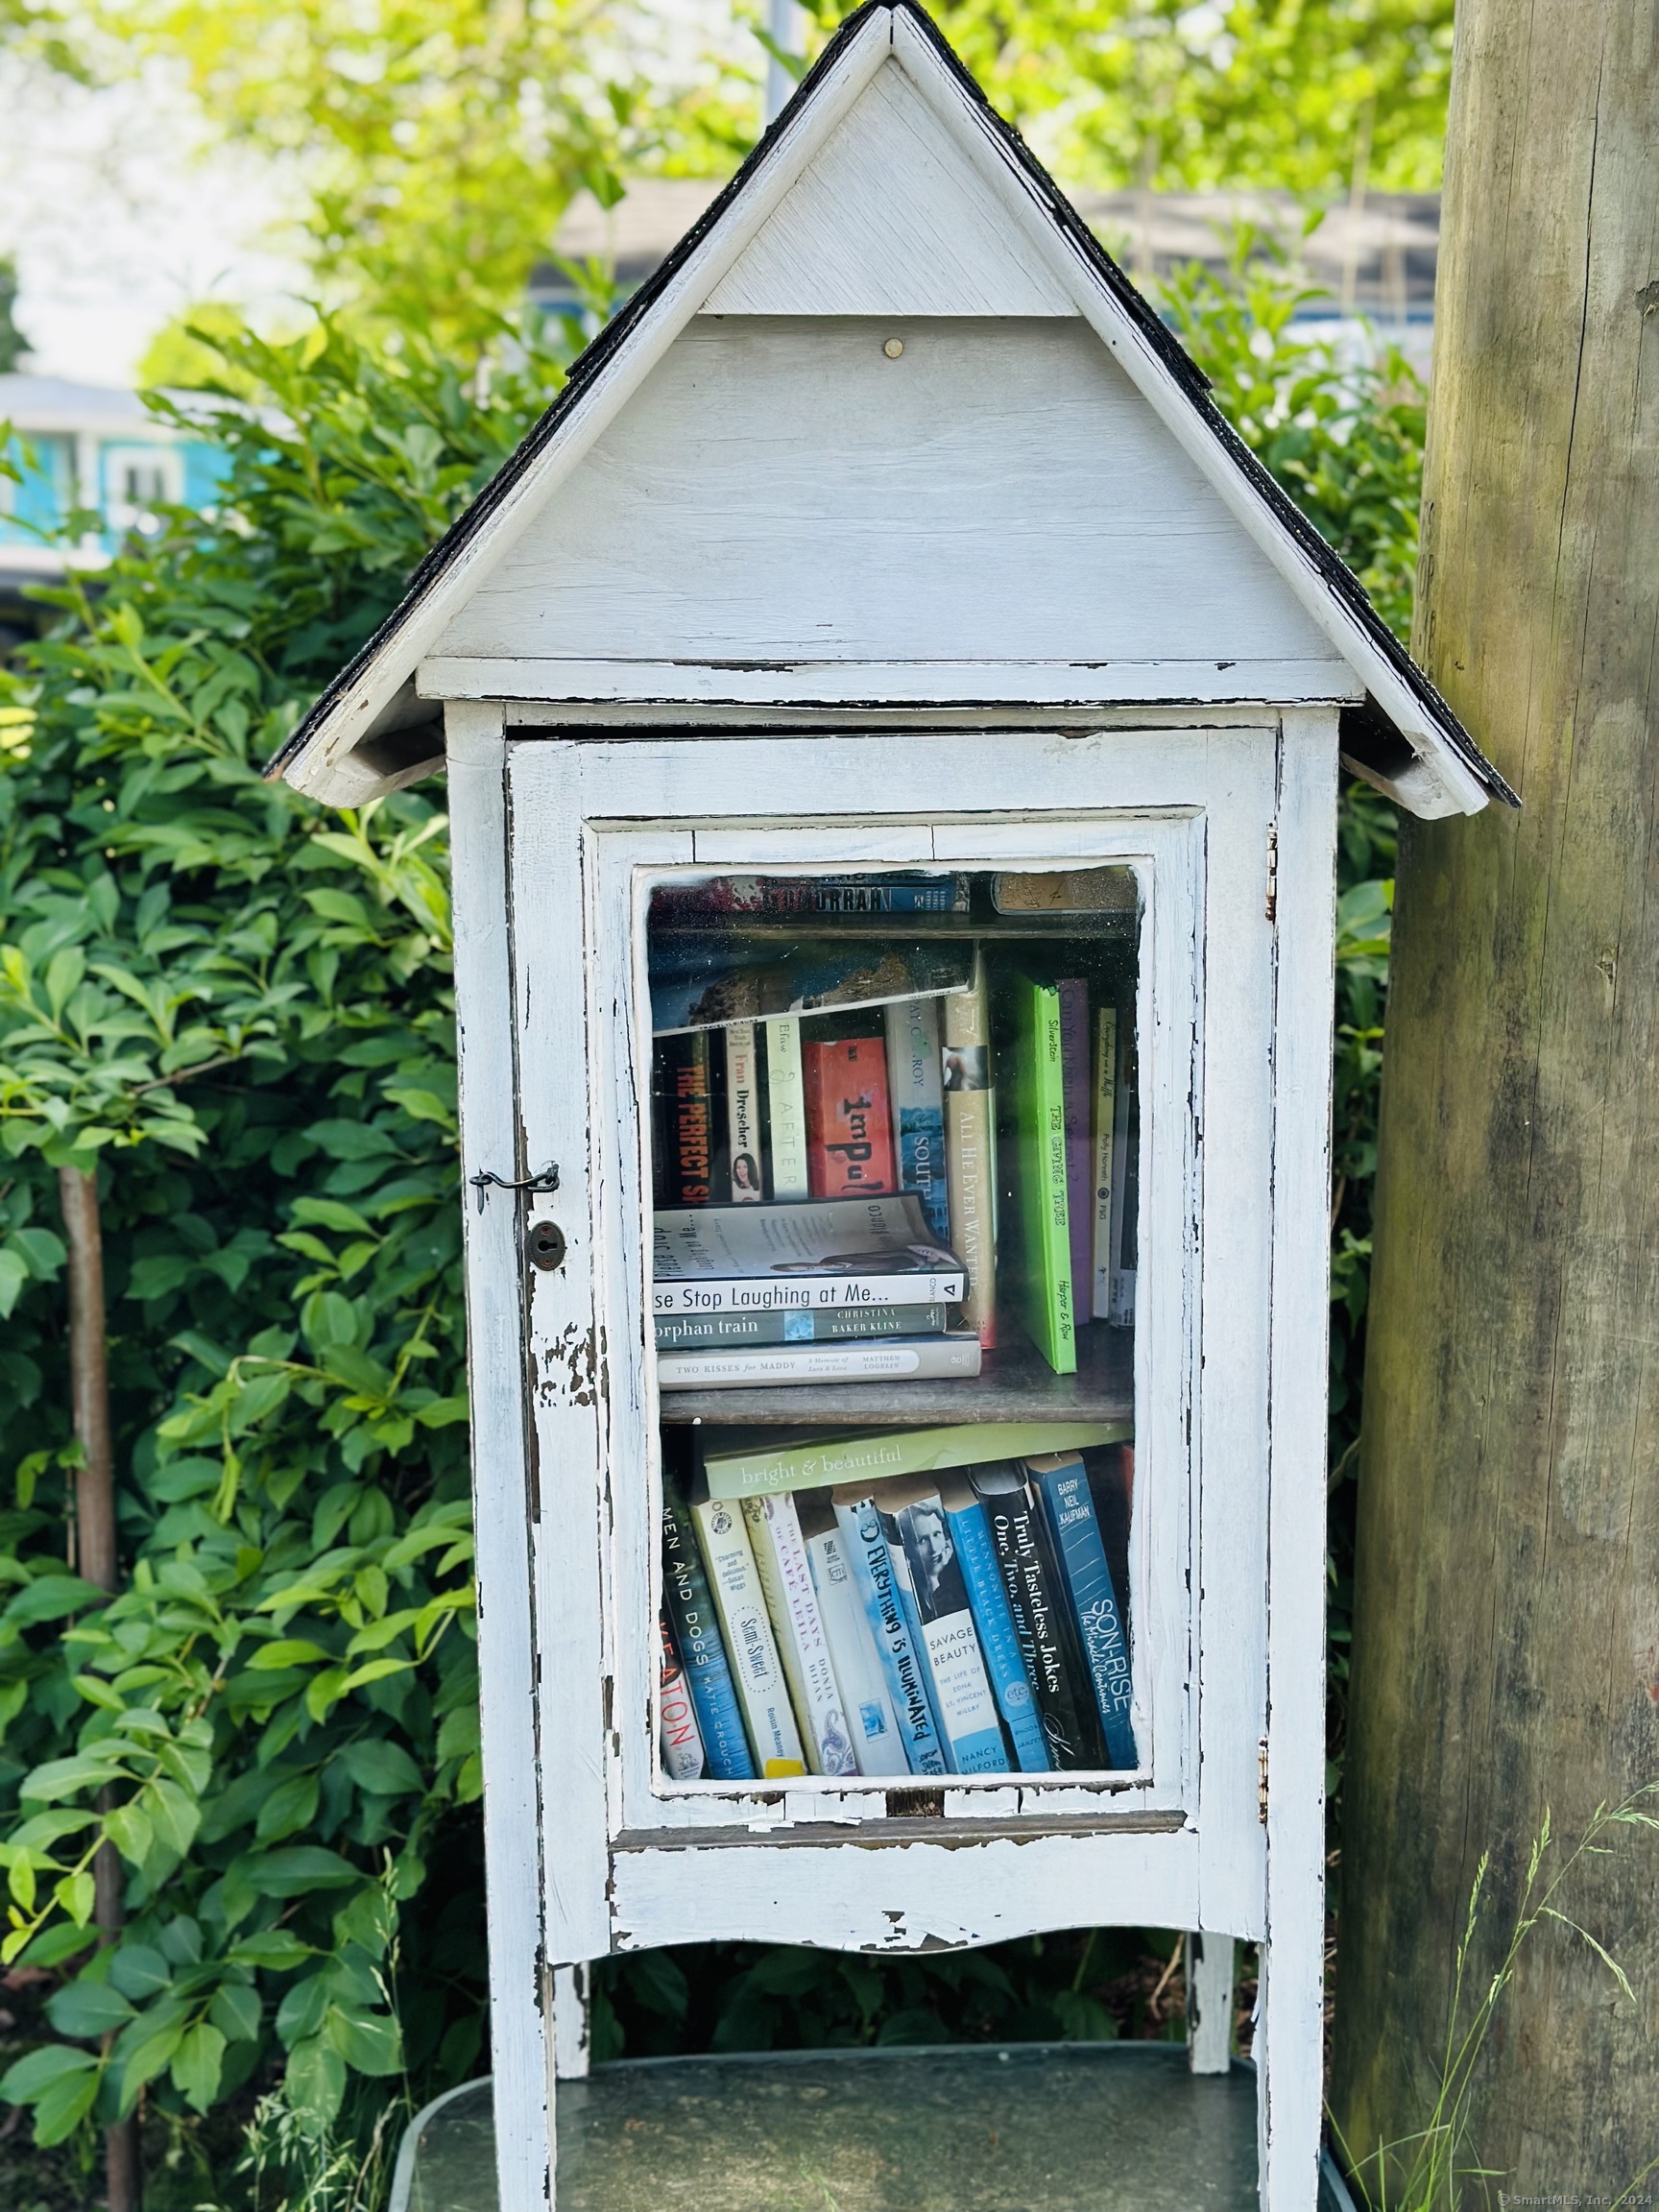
[0,266,1417,2191]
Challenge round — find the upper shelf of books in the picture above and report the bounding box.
[648,865,1140,1428]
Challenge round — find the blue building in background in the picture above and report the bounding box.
[0,373,226,647]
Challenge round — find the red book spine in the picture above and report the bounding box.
[802,1038,897,1198]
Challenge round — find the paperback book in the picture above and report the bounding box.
[831,1490,947,1776]
[764,1018,810,1200]
[741,1492,858,1776]
[942,955,997,1349]
[1091,1006,1118,1320]
[702,1419,1125,1503]
[689,1493,806,1777]
[884,997,950,1241]
[658,1611,707,1781]
[1007,971,1076,1375]
[724,1022,763,1202]
[655,1303,949,1351]
[936,1473,1051,1770]
[653,1034,714,1207]
[885,1479,1009,1774]
[1057,979,1093,1307]
[799,1494,908,1777]
[651,873,971,920]
[650,935,974,1036]
[803,1038,896,1198]
[1025,1452,1137,1768]
[658,1336,982,1390]
[661,1492,757,1782]
[653,1195,963,1316]
[971,1462,1105,1769]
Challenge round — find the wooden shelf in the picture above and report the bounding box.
[658,1318,1133,1428]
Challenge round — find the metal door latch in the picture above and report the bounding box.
[527,1219,567,1274]
[469,1162,560,1213]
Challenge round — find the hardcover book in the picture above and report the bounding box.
[1057,979,1093,1309]
[1091,1006,1118,1320]
[764,1017,810,1200]
[971,1462,1105,1769]
[658,1335,981,1390]
[884,1479,1009,1774]
[658,1610,707,1781]
[884,997,950,1241]
[942,954,997,1348]
[651,873,971,921]
[936,1474,1050,1771]
[661,1493,757,1782]
[653,1194,963,1316]
[830,1490,947,1776]
[703,1419,1125,1503]
[655,1302,949,1352]
[741,1493,858,1776]
[1008,971,1076,1375]
[1025,1451,1137,1769]
[799,1495,908,1777]
[653,1033,714,1207]
[724,1022,763,1202]
[689,1492,806,1777]
[650,934,973,1036]
[803,1038,897,1198]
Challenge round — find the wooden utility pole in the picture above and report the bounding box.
[60,1165,139,2212]
[1332,0,1659,2190]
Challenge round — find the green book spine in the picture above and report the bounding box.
[1012,974,1076,1375]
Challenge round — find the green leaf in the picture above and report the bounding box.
[208,1980,263,2044]
[416,1394,469,1429]
[284,2032,346,2130]
[255,1769,321,1841]
[244,1846,361,1896]
[6,1575,112,1627]
[0,2042,99,2104]
[21,1753,127,1802]
[251,1639,330,1670]
[227,1929,315,1972]
[170,2022,227,2112]
[47,1978,137,2039]
[337,1740,423,1798]
[32,2058,104,2146]
[325,2001,403,2077]
[108,1942,173,2000]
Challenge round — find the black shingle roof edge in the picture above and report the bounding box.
[265,0,1517,811]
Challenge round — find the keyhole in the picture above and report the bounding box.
[528,1220,567,1273]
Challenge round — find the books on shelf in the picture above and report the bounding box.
[724,1022,763,1202]
[764,1018,810,1200]
[741,1492,859,1776]
[1024,1451,1137,1769]
[658,1336,982,1391]
[650,935,974,1037]
[658,1610,707,1781]
[660,1443,1136,1788]
[652,873,971,921]
[884,997,950,1242]
[653,1034,714,1207]
[1007,972,1076,1377]
[656,1302,950,1352]
[1091,1006,1118,1320]
[653,1194,963,1316]
[661,1492,757,1782]
[941,954,998,1350]
[689,1492,806,1778]
[702,1418,1126,1503]
[803,1038,897,1197]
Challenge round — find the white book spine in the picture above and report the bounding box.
[1091,1005,1118,1320]
[806,1528,907,1776]
[657,1613,706,1781]
[690,1496,805,1777]
[652,1268,966,1316]
[725,1022,762,1202]
[764,1017,810,1199]
[741,1495,857,1776]
[658,1336,981,1389]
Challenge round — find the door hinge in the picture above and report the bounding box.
[1264,823,1279,923]
[1258,1738,1269,1823]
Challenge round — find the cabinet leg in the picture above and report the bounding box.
[1186,1933,1236,2075]
[553,1962,591,2080]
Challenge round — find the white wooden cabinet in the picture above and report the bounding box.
[270,10,1509,2203]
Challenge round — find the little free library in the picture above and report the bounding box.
[271,5,1511,2204]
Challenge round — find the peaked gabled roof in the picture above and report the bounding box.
[266,0,1513,820]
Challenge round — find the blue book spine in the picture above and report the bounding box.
[880,1524,956,1773]
[944,1498,1051,1772]
[662,1496,757,1781]
[1029,1457,1137,1768]
[833,1498,947,1776]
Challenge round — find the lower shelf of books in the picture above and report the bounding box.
[657,1315,1133,1426]
[659,1425,1137,1788]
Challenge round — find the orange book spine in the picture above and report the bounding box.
[802,1038,896,1198]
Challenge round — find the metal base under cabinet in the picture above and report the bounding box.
[389,2042,1301,2212]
